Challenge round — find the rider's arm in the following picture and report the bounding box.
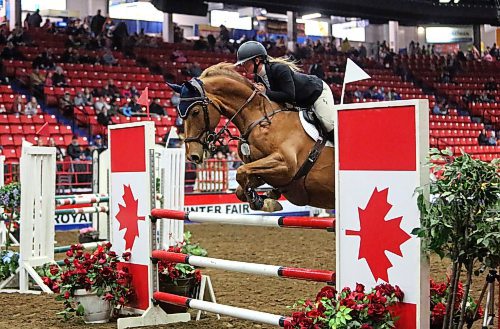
[266,65,295,104]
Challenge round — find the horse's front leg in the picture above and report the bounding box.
[236,152,292,212]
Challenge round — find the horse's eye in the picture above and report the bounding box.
[192,108,200,116]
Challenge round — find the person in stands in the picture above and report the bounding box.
[67,135,85,160]
[24,96,39,115]
[149,98,165,116]
[235,41,335,141]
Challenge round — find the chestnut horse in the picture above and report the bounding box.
[169,63,334,212]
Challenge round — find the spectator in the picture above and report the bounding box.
[207,34,216,51]
[59,92,74,116]
[484,77,497,91]
[83,87,94,105]
[188,62,203,77]
[219,25,230,45]
[478,129,489,146]
[30,67,45,97]
[23,13,31,29]
[48,137,64,161]
[102,49,118,66]
[129,85,140,98]
[28,9,43,28]
[97,105,113,126]
[24,96,39,115]
[52,66,67,87]
[32,51,55,70]
[386,89,401,101]
[309,60,325,80]
[93,135,106,152]
[487,131,497,146]
[359,43,367,58]
[67,136,85,160]
[1,42,24,60]
[107,79,121,97]
[341,38,351,53]
[90,9,106,36]
[74,91,86,106]
[149,98,165,116]
[42,18,51,30]
[11,95,24,114]
[128,96,142,113]
[432,101,448,115]
[94,97,112,114]
[353,88,363,100]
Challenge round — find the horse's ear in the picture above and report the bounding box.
[167,82,182,93]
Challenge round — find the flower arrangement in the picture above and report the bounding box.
[0,182,21,249]
[0,250,19,280]
[286,283,404,329]
[41,243,133,320]
[157,231,206,286]
[430,279,483,328]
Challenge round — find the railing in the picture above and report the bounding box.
[4,159,242,194]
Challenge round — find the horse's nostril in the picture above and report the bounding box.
[190,154,200,163]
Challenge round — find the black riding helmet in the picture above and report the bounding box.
[235,41,268,66]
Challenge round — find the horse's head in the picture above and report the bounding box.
[168,78,222,163]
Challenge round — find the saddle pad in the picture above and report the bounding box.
[299,111,334,147]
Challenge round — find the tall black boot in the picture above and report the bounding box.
[325,129,335,143]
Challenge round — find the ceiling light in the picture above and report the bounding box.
[302,13,321,20]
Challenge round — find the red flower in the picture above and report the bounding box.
[316,286,336,301]
[49,265,59,276]
[122,252,131,261]
[64,291,70,299]
[431,302,446,323]
[367,303,387,320]
[104,293,114,301]
[361,324,374,329]
[355,283,365,293]
[66,250,74,257]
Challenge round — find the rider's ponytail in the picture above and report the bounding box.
[267,56,302,72]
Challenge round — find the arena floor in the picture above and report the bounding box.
[0,224,495,329]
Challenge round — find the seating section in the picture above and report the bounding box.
[0,28,498,163]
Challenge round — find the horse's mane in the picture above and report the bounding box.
[200,63,253,88]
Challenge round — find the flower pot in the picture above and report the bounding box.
[73,289,112,324]
[158,277,196,314]
[78,231,100,244]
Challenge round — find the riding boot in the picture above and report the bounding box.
[325,129,335,143]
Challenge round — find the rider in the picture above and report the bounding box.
[235,41,335,141]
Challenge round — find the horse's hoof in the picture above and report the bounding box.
[261,198,283,212]
[265,188,281,200]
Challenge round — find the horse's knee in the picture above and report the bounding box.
[235,186,246,202]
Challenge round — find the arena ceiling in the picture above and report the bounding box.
[219,0,500,25]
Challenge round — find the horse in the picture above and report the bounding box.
[168,63,334,212]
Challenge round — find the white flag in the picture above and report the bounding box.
[343,58,371,84]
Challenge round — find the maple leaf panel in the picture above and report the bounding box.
[110,172,151,266]
[337,170,422,304]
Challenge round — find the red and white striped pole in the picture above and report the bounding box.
[153,292,291,327]
[152,251,335,284]
[151,209,335,230]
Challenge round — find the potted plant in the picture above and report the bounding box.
[286,283,405,329]
[0,182,21,249]
[78,227,100,243]
[42,243,134,323]
[0,250,19,287]
[413,149,499,328]
[157,231,207,313]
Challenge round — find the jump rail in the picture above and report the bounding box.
[54,205,109,215]
[152,251,336,283]
[151,209,335,230]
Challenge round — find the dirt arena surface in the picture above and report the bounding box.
[0,223,496,329]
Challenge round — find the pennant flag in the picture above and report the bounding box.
[36,122,50,136]
[165,127,180,148]
[343,58,371,84]
[137,87,150,118]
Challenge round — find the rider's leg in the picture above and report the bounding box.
[312,81,335,142]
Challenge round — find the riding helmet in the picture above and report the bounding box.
[235,41,267,65]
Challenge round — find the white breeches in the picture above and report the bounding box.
[312,81,335,132]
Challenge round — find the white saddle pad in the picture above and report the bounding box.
[299,111,334,147]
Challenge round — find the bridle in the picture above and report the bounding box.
[178,78,260,153]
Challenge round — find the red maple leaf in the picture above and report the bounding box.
[346,187,411,283]
[115,184,145,251]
